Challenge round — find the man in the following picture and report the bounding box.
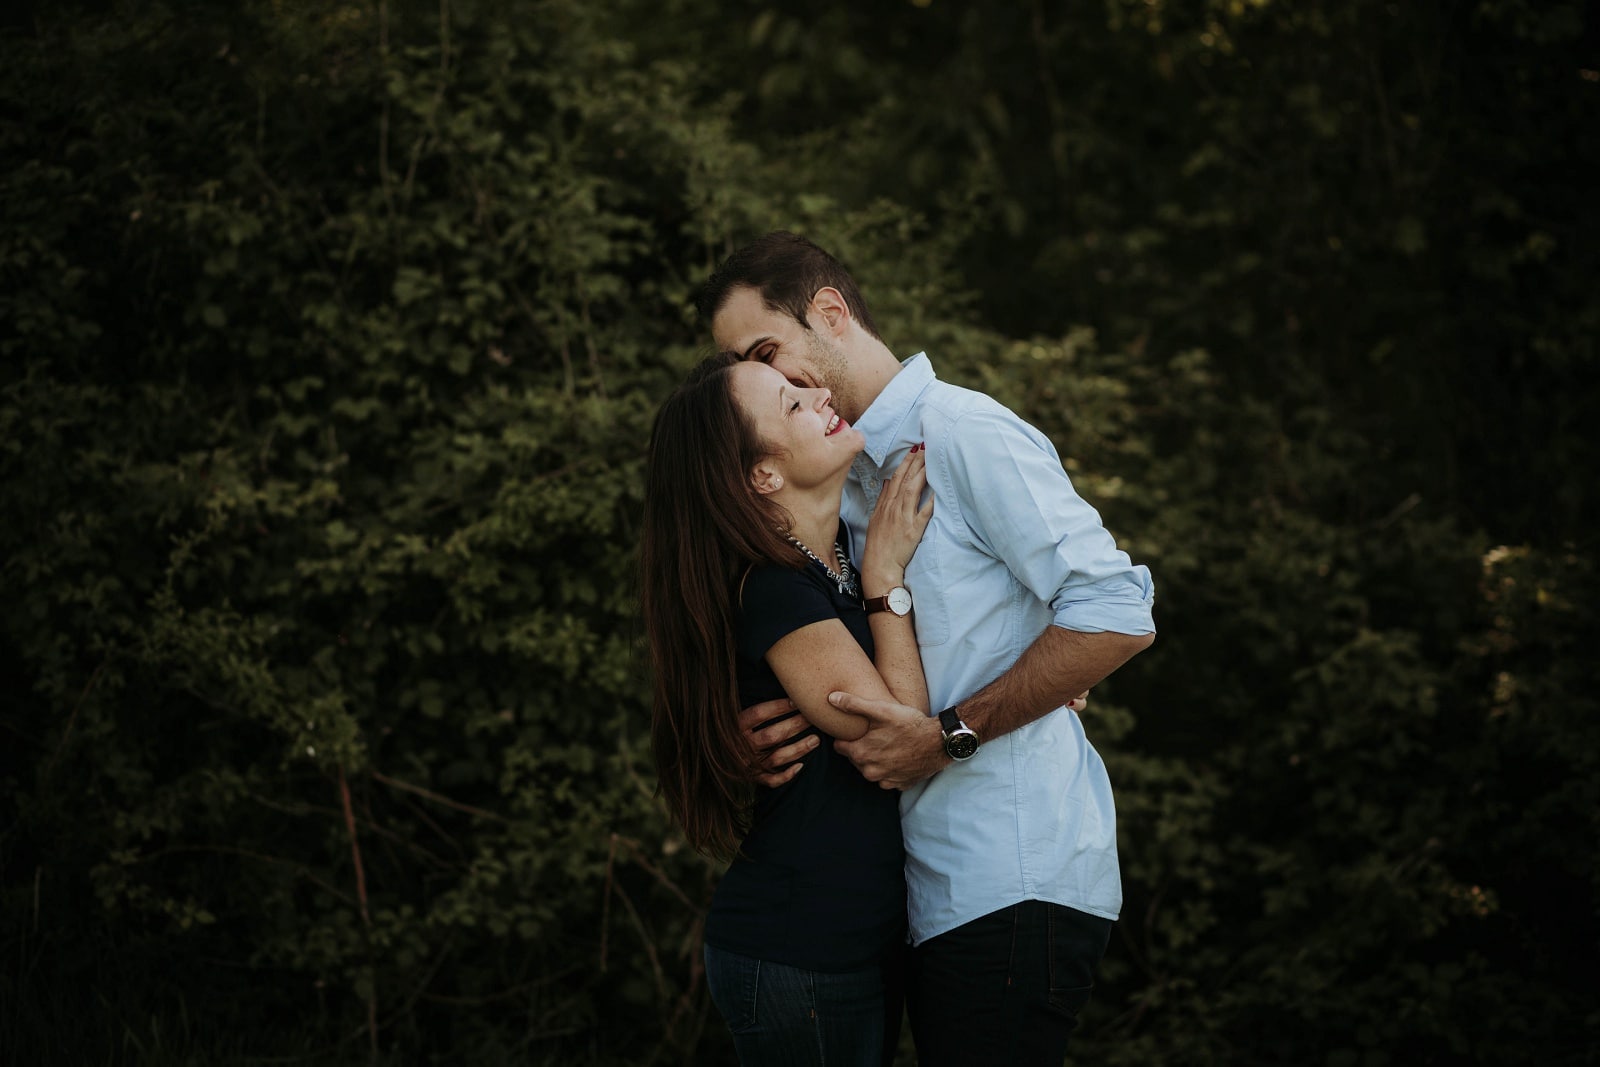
[700,232,1155,1065]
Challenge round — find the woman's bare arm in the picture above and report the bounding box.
[763,446,935,738]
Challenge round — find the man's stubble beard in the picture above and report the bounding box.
[804,329,863,424]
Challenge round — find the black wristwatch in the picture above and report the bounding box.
[938,708,980,761]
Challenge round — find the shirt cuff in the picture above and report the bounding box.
[1051,596,1157,636]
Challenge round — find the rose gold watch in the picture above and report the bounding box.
[864,586,912,617]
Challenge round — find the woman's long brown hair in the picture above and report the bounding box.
[640,353,798,857]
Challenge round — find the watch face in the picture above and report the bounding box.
[888,586,913,616]
[945,730,979,761]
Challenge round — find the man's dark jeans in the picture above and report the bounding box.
[906,900,1113,1066]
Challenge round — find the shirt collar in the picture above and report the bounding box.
[854,352,935,467]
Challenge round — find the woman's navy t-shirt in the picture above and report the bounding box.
[701,553,906,972]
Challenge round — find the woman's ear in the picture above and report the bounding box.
[750,461,784,496]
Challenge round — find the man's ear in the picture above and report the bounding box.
[750,460,784,496]
[808,287,851,338]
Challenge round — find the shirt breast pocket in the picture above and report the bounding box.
[903,534,949,647]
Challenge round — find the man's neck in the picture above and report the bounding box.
[846,340,905,421]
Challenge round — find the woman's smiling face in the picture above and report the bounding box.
[729,360,863,495]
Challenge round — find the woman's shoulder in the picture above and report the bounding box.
[738,559,820,610]
[734,559,840,662]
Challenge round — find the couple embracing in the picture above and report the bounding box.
[641,233,1156,1066]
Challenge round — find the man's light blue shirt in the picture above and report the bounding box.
[841,353,1156,945]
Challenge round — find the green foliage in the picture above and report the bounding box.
[2,0,1596,1064]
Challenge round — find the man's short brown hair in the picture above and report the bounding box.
[697,231,882,342]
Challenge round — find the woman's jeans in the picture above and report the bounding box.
[703,943,900,1066]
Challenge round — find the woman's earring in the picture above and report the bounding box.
[752,468,783,495]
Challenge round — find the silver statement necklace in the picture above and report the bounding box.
[785,534,860,598]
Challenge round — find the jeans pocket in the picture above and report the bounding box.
[705,945,762,1034]
[1045,981,1094,1027]
[1042,903,1111,1027]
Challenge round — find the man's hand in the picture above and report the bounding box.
[738,697,820,788]
[829,691,947,790]
[828,689,1092,790]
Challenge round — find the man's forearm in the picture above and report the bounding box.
[955,626,1154,740]
[831,626,1153,790]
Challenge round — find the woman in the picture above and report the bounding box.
[641,350,933,1066]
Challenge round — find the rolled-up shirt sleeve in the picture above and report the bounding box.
[942,406,1155,636]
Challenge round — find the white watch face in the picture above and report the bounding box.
[887,586,912,616]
